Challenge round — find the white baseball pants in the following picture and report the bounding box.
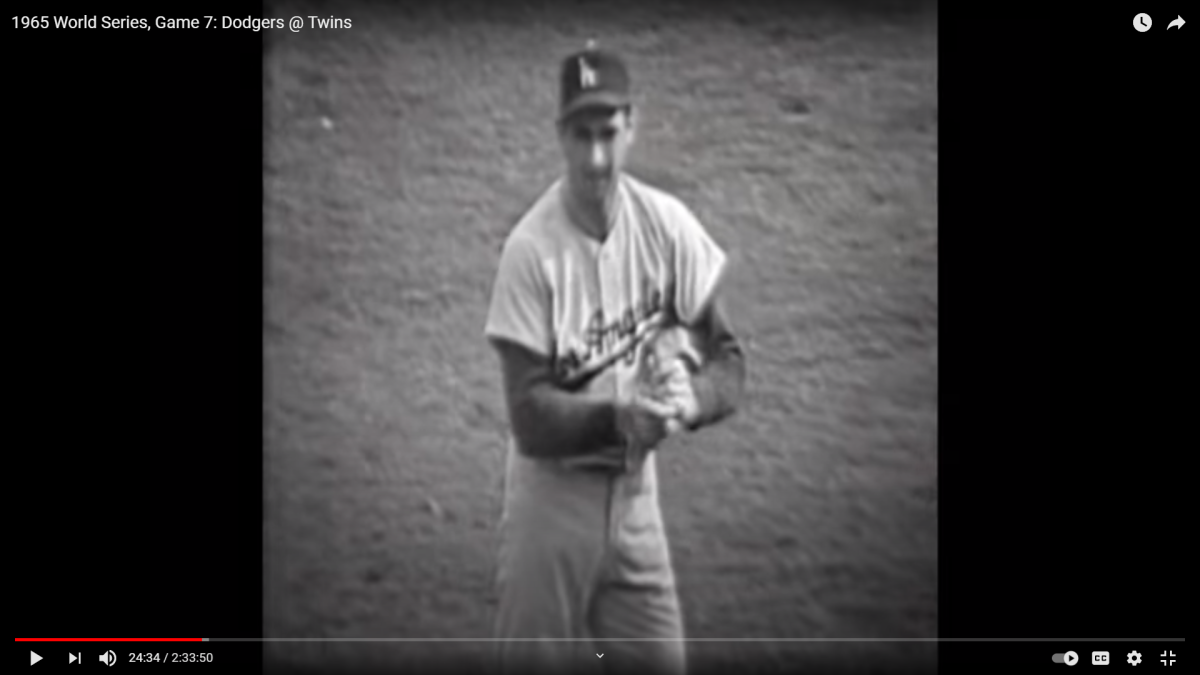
[492,448,686,675]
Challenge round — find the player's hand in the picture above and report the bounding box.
[615,393,678,457]
[652,357,701,432]
[637,326,702,433]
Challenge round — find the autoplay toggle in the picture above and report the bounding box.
[1053,651,1080,665]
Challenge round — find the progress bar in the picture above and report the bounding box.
[201,634,1185,638]
[16,634,1180,638]
[16,634,206,638]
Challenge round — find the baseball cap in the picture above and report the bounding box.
[558,41,631,122]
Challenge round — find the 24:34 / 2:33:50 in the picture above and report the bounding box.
[127,653,214,663]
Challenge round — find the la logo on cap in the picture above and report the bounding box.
[578,57,598,88]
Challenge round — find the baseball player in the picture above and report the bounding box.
[484,42,746,675]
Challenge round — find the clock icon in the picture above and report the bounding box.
[1134,13,1152,31]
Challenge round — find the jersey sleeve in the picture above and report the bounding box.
[670,200,728,326]
[484,234,553,358]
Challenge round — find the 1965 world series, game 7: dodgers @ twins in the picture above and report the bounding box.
[12,15,352,31]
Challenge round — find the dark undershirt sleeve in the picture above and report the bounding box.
[684,297,746,430]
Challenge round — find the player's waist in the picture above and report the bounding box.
[505,437,634,476]
[558,454,627,475]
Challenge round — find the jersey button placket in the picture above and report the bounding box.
[596,243,623,549]
[601,245,628,401]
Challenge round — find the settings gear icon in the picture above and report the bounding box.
[1127,651,1142,666]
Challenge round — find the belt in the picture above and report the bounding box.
[575,463,625,476]
[561,455,627,476]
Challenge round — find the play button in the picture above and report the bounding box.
[31,651,43,665]
[1065,651,1079,666]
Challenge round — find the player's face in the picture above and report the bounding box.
[559,106,635,204]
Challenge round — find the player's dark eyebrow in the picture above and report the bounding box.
[566,115,622,140]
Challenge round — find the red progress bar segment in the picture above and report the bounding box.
[15,634,204,638]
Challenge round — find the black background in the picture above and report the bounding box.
[9,0,1187,673]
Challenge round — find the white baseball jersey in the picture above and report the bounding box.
[485,172,726,470]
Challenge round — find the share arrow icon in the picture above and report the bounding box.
[1168,16,1185,29]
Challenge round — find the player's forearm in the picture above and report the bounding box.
[492,337,625,460]
[509,384,623,459]
[682,299,746,430]
[688,337,745,430]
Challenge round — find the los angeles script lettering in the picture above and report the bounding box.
[556,285,664,380]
